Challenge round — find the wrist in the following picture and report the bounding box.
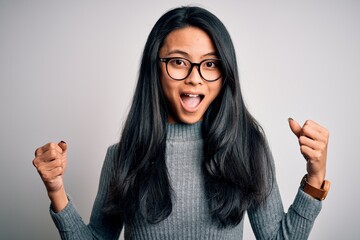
[306,175,324,189]
[300,174,330,201]
[48,186,68,213]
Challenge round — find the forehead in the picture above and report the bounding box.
[159,26,217,58]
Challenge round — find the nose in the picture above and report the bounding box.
[184,65,203,85]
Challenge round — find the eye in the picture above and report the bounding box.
[203,60,220,69]
[169,58,188,68]
[174,59,184,65]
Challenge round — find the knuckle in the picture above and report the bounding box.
[55,159,63,167]
[49,142,57,149]
[301,128,309,136]
[299,136,306,143]
[57,166,64,174]
[49,150,58,159]
[302,125,311,133]
[305,120,313,126]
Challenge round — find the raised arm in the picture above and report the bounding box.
[248,119,329,239]
[33,141,69,212]
[33,143,123,239]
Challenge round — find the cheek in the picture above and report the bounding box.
[209,81,223,100]
[160,77,171,99]
[160,67,172,95]
[160,76,179,107]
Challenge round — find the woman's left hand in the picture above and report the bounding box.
[288,118,329,188]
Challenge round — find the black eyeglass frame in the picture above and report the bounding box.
[159,57,222,82]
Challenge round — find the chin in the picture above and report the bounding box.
[167,108,205,124]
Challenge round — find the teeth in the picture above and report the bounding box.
[185,94,199,97]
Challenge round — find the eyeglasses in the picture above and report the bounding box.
[159,57,222,82]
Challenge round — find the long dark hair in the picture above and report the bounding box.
[106,6,274,227]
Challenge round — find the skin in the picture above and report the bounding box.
[33,142,68,212]
[288,119,329,188]
[32,28,329,213]
[158,27,223,124]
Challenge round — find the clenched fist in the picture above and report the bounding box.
[288,119,329,188]
[33,141,68,212]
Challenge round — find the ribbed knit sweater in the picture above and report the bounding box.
[50,122,322,239]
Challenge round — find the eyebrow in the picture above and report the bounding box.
[165,49,218,58]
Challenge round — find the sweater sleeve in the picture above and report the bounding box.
[247,153,322,240]
[49,144,123,240]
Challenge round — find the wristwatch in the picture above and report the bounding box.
[300,174,330,201]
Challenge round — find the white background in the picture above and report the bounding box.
[1,0,359,239]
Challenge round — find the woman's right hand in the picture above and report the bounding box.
[33,141,69,212]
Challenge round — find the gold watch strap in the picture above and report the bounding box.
[301,174,330,201]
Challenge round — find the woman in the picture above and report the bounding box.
[33,6,329,239]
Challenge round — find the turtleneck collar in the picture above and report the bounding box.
[166,121,203,141]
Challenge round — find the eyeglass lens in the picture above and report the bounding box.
[166,58,221,81]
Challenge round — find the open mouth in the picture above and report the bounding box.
[180,93,205,110]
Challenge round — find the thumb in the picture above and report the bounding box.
[58,141,67,152]
[288,118,302,138]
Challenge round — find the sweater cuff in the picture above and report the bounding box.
[291,188,322,221]
[49,195,85,232]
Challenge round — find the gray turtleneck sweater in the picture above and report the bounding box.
[50,122,322,239]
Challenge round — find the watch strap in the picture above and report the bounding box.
[301,174,330,201]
